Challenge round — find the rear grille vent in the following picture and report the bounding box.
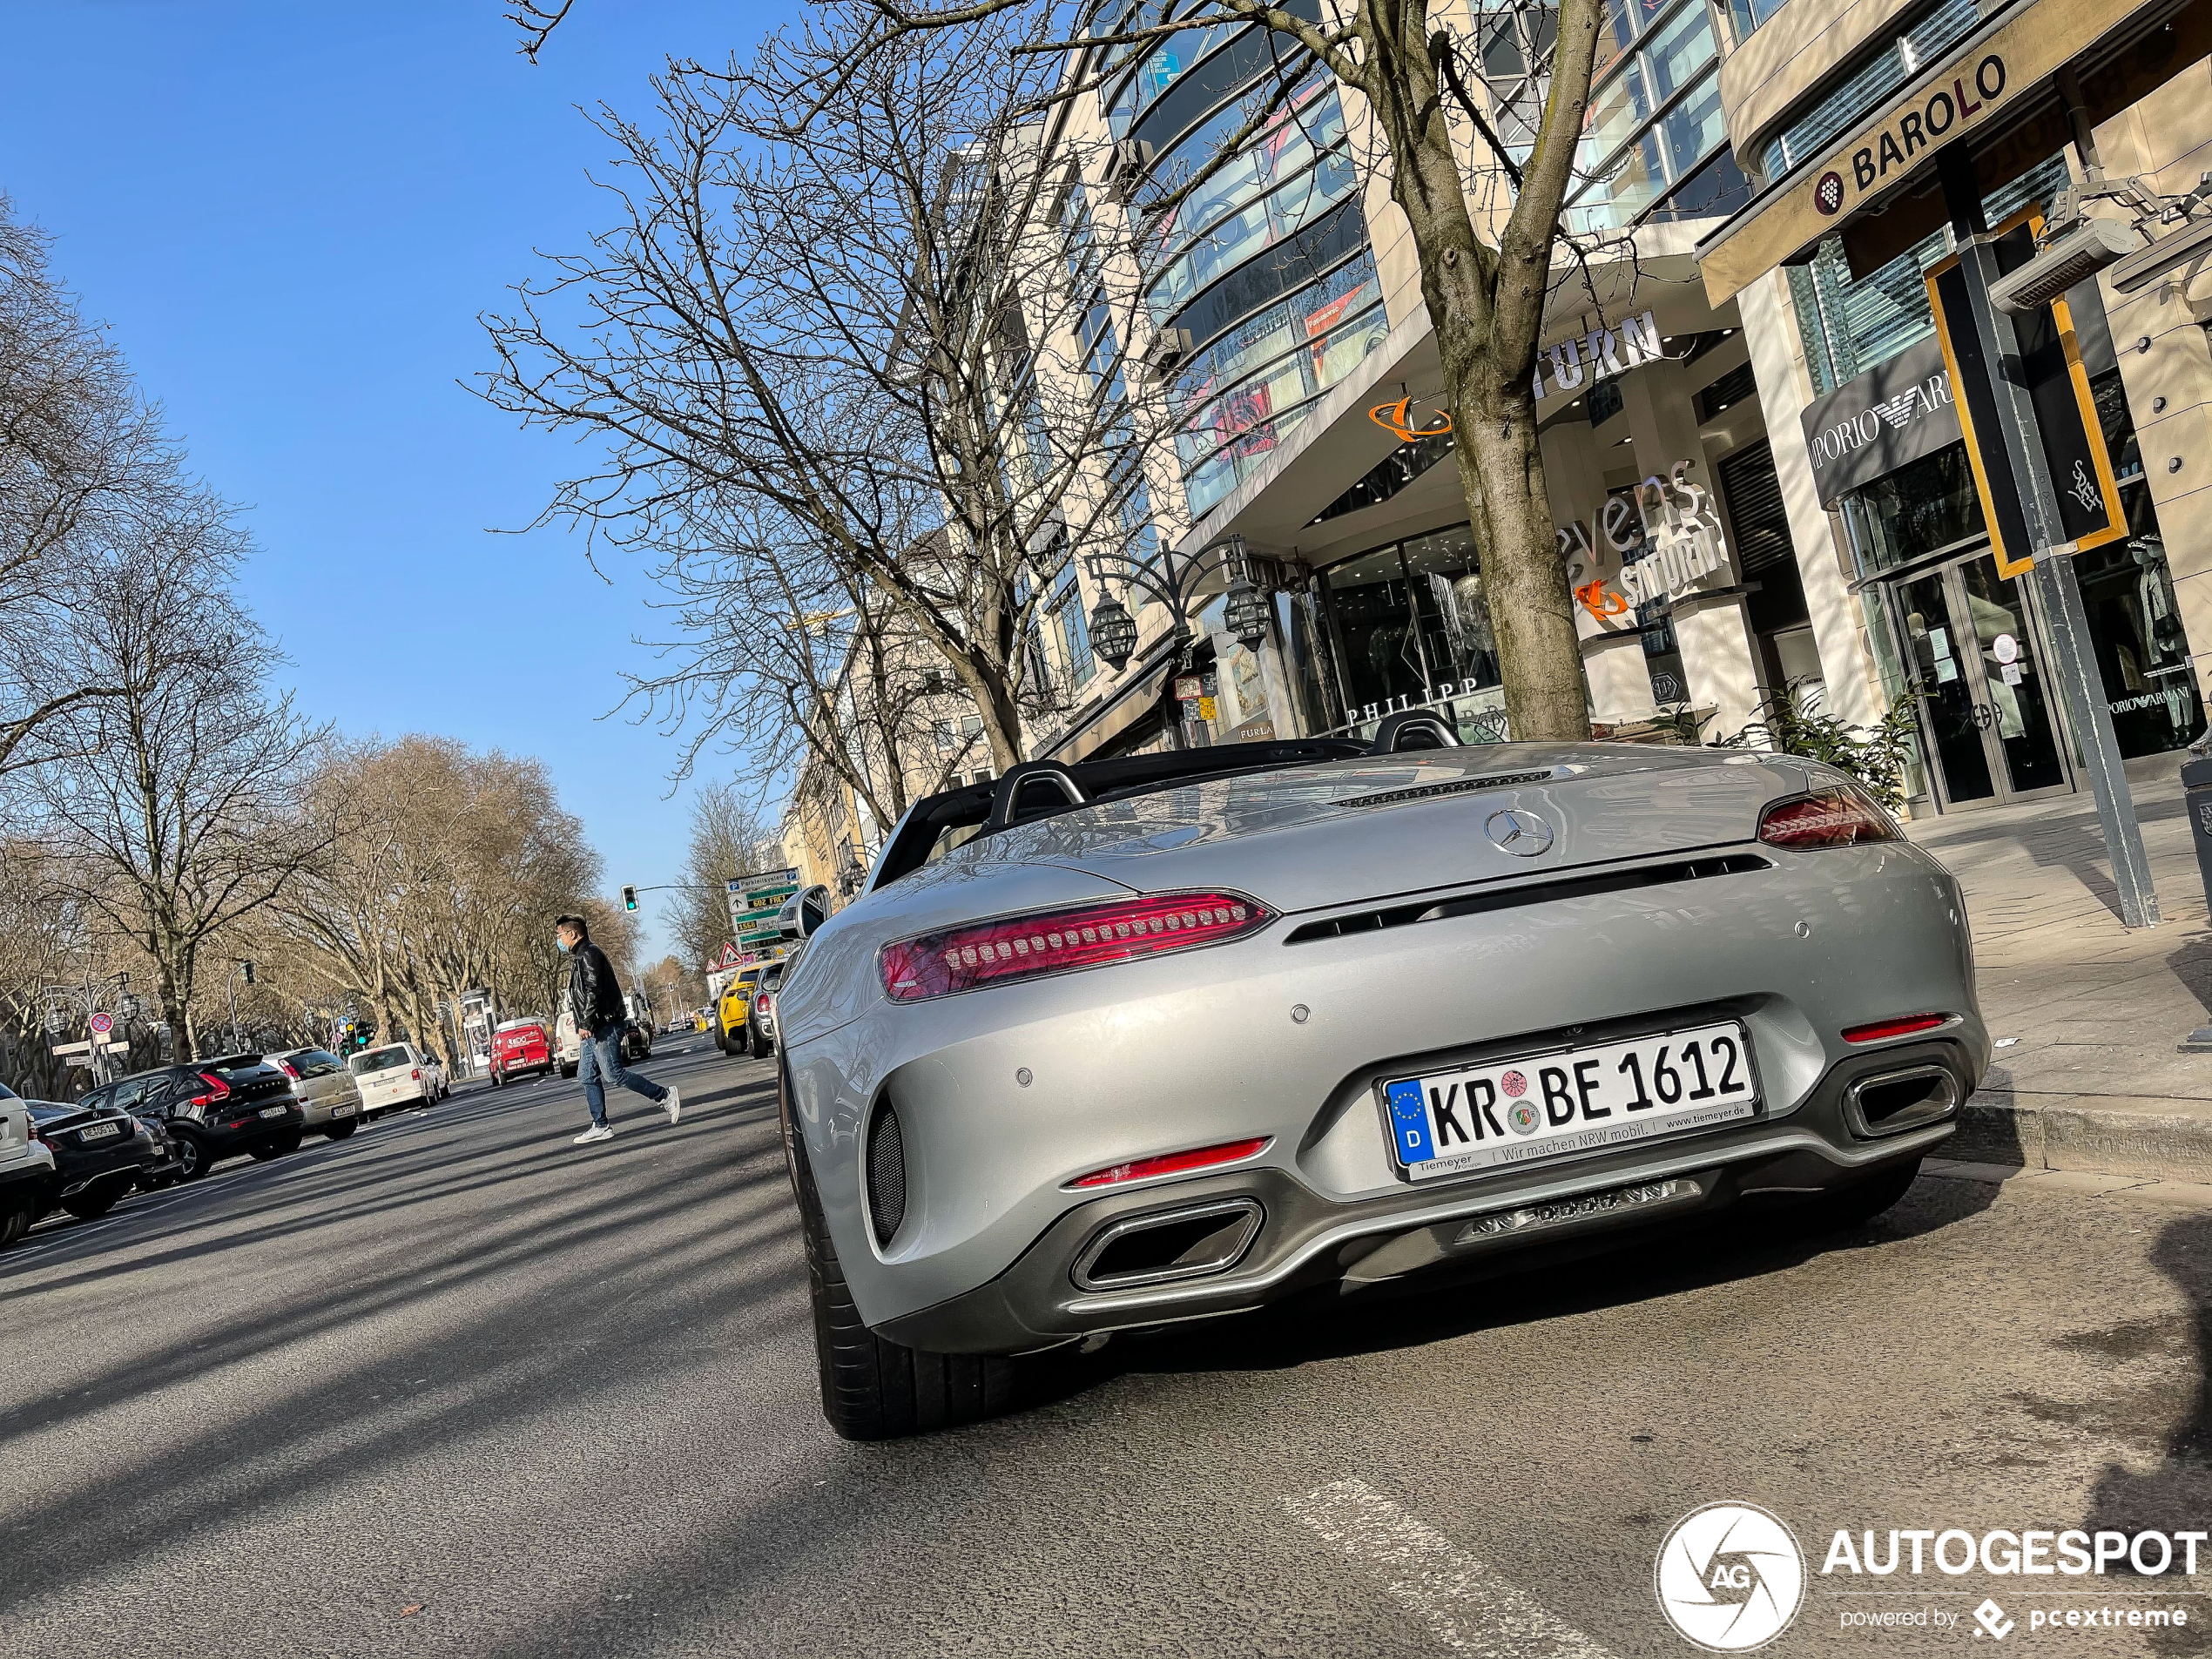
[1285,853,1771,945]
[866,1101,907,1250]
[1332,771,1558,811]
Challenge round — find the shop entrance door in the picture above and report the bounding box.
[1893,552,2073,808]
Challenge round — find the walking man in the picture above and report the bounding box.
[557,914,680,1146]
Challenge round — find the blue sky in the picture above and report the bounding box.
[0,0,792,965]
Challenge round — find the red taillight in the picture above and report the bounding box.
[880,891,1274,1002]
[1758,788,1898,848]
[276,1059,301,1080]
[191,1071,232,1109]
[1844,1014,1949,1043]
[1069,1136,1271,1190]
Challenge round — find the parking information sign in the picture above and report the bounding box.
[727,869,799,957]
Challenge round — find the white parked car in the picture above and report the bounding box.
[347,1043,437,1118]
[0,1083,57,1247]
[553,1008,581,1079]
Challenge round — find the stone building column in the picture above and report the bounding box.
[2095,71,2212,706]
[1541,412,1656,723]
[1621,359,1764,741]
[1738,269,1885,726]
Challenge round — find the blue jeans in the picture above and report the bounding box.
[578,1020,666,1126]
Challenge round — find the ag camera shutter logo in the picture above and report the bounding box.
[1656,1501,1805,1651]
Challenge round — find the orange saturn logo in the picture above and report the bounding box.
[1367,395,1453,443]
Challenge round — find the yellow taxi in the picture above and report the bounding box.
[716,963,768,1057]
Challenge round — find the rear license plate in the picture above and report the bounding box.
[259,1104,287,1119]
[1383,1020,1758,1182]
[79,1121,122,1141]
[330,1103,355,1118]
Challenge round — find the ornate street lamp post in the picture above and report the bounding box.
[1082,533,1288,748]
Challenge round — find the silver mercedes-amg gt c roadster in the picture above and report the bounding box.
[772,719,1984,1440]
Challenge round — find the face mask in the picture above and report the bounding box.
[556,938,570,954]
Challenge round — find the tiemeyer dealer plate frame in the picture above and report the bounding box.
[1378,1019,1764,1184]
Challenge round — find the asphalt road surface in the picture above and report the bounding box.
[6,1035,2212,1657]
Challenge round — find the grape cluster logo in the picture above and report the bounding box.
[1656,1501,1806,1651]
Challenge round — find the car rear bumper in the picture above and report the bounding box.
[786,840,1986,1346]
[873,1036,1968,1352]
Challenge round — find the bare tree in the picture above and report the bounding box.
[481,11,1174,772]
[664,780,784,974]
[32,519,333,1062]
[0,195,176,777]
[517,0,1618,742]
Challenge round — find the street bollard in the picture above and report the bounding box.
[2181,757,2212,1050]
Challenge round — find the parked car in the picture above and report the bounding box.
[0,1084,57,1247]
[266,1047,364,1139]
[489,1018,554,1086]
[416,1049,449,1101]
[717,964,769,1057]
[770,732,1987,1439]
[80,1058,305,1182]
[130,1111,187,1189]
[24,1096,163,1221]
[752,960,788,1054]
[553,1008,582,1079]
[347,1042,436,1116]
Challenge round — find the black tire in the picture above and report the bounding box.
[323,1118,358,1140]
[779,1059,1016,1440]
[1795,1157,1923,1233]
[172,1131,212,1182]
[749,1024,769,1059]
[63,1184,123,1221]
[560,1063,577,1080]
[249,1130,304,1162]
[0,1200,32,1248]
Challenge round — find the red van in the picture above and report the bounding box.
[489,1018,554,1087]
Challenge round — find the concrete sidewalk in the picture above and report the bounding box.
[1905,758,2212,1179]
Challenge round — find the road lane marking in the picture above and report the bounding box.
[1286,1478,1615,1659]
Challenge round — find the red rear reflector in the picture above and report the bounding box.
[1843,1014,1947,1043]
[1758,789,1898,849]
[880,890,1273,1002]
[1069,1136,1271,1190]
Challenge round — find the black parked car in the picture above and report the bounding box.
[77,1057,304,1182]
[25,1097,164,1220]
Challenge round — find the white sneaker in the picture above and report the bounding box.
[664,1086,682,1126]
[573,1123,613,1145]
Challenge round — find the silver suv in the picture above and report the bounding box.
[0,1083,57,1248]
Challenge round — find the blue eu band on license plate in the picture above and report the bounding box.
[1385,1020,1758,1182]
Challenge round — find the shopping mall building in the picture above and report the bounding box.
[1023,0,2212,815]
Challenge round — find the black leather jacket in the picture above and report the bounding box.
[566,941,626,1032]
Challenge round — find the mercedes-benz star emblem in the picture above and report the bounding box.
[1485,808,1554,857]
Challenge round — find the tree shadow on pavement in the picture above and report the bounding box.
[2072,1208,2212,1655]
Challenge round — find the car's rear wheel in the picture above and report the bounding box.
[172,1131,212,1182]
[749,1024,769,1059]
[779,1060,1017,1440]
[0,1199,34,1248]
[323,1118,357,1140]
[250,1131,304,1161]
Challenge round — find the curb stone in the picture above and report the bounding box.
[1944,1096,2212,1184]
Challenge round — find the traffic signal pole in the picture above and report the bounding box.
[1935,146,2160,928]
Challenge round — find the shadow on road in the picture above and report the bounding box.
[2067,1207,2212,1654]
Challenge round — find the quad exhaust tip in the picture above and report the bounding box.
[1073,1197,1264,1291]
